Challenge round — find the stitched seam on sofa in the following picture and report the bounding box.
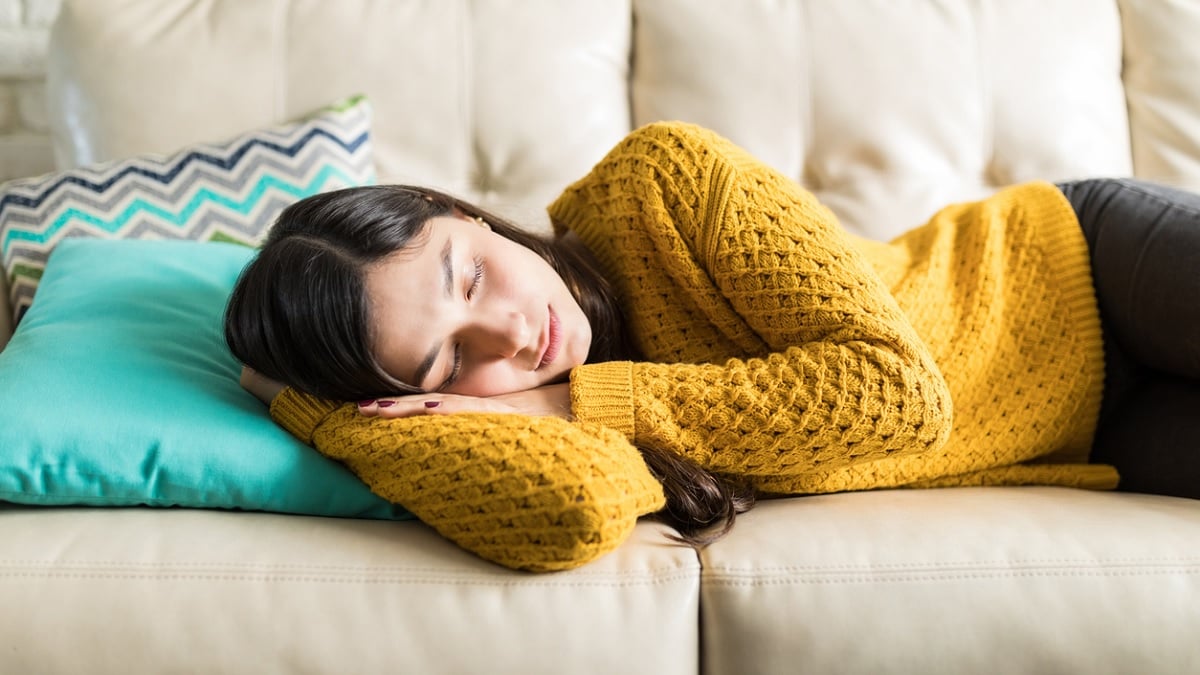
[700,567,1200,587]
[703,556,1200,572]
[0,570,703,587]
[0,560,701,577]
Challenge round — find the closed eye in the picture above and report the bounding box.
[440,257,483,391]
[439,343,463,392]
[467,256,484,300]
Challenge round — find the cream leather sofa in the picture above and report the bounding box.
[3,1,1200,673]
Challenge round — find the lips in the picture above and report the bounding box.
[537,306,561,370]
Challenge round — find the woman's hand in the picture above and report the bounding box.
[239,366,287,406]
[358,382,573,420]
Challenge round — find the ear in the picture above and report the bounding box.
[452,207,491,230]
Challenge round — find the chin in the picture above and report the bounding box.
[575,322,593,362]
[569,335,590,370]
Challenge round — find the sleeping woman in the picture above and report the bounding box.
[225,122,1200,571]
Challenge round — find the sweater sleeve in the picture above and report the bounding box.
[269,388,666,572]
[552,122,953,494]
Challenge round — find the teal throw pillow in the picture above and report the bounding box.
[0,238,412,519]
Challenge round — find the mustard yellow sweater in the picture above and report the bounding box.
[271,121,1118,571]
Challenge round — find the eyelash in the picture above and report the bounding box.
[467,256,484,300]
[442,344,462,392]
[443,257,485,390]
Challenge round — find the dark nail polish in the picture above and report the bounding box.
[358,399,376,407]
[377,400,395,408]
[424,401,440,408]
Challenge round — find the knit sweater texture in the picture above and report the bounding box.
[270,396,664,572]
[271,121,1117,571]
[553,122,1116,494]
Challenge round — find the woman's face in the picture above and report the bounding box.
[366,214,592,396]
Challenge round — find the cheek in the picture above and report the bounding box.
[451,363,525,398]
[564,302,593,365]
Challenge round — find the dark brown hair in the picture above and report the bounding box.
[224,184,754,545]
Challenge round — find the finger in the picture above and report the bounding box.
[371,398,464,418]
[419,400,450,415]
[370,398,431,419]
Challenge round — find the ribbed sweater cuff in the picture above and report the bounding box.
[547,193,623,284]
[570,361,636,440]
[1028,180,1108,458]
[269,388,340,445]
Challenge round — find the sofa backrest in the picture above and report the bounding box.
[5,0,1199,346]
[46,0,1200,234]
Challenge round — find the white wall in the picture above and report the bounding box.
[0,0,59,182]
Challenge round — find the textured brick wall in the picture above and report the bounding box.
[0,0,60,182]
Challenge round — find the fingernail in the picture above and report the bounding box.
[358,399,376,407]
[424,401,440,408]
[377,400,395,408]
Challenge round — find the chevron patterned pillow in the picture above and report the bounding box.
[0,95,375,323]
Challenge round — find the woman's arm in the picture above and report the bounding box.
[239,366,286,404]
[269,388,665,572]
[552,122,953,494]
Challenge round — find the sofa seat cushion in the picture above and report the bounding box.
[0,507,699,675]
[700,487,1200,675]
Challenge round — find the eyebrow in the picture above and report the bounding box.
[411,237,455,390]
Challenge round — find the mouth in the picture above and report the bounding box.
[537,306,561,370]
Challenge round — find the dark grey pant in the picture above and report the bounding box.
[1056,178,1200,498]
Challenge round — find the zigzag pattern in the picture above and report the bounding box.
[0,97,375,323]
[1,148,349,244]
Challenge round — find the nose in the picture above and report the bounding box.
[468,308,529,359]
